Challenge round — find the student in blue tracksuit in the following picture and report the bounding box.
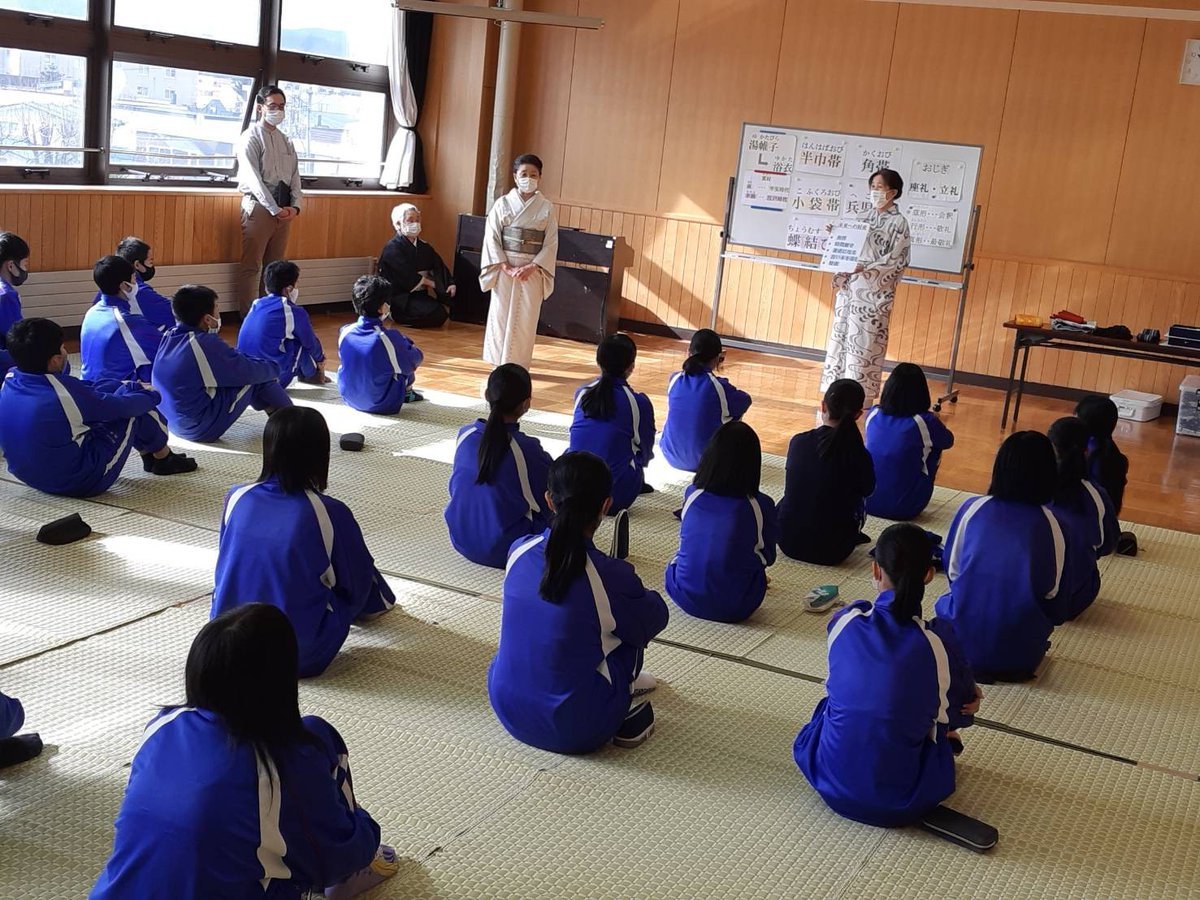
[1075,395,1129,516]
[0,687,43,769]
[778,378,875,566]
[81,255,164,384]
[0,689,22,739]
[795,523,981,828]
[934,431,1070,682]
[337,274,424,414]
[0,231,29,377]
[665,421,778,623]
[211,407,395,677]
[236,259,328,388]
[152,284,292,442]
[109,236,176,332]
[0,319,195,496]
[445,364,553,568]
[568,334,656,513]
[660,329,751,472]
[864,363,954,521]
[1048,417,1119,620]
[92,604,398,900]
[489,451,669,753]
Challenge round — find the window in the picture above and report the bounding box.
[278,80,385,180]
[110,61,253,170]
[0,48,87,167]
[0,0,87,20]
[280,0,391,65]
[114,0,261,46]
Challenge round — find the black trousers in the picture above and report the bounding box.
[393,291,449,329]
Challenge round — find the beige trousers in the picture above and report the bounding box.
[236,202,292,316]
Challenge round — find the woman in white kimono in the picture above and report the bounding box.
[821,169,911,403]
[480,154,559,370]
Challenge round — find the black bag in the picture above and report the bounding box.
[271,181,293,210]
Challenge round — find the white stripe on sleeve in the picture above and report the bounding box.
[747,494,767,566]
[375,327,403,378]
[947,496,991,582]
[913,414,933,476]
[255,751,292,888]
[187,333,218,399]
[46,375,89,446]
[223,483,260,525]
[679,487,705,520]
[509,436,540,520]
[705,372,732,423]
[1040,506,1066,600]
[826,605,871,650]
[584,556,622,685]
[112,308,151,369]
[1081,480,1107,550]
[305,490,338,589]
[917,618,952,742]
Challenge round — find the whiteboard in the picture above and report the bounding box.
[728,123,982,275]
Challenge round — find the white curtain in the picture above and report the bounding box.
[382,8,419,190]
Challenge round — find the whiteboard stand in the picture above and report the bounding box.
[709,177,981,412]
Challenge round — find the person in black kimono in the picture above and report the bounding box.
[376,203,455,329]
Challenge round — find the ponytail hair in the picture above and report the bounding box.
[682,328,723,376]
[539,451,612,602]
[1047,416,1090,500]
[873,523,932,620]
[579,333,637,421]
[818,378,866,459]
[477,364,532,485]
[1074,394,1119,455]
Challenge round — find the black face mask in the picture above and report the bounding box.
[139,264,156,282]
[8,263,28,287]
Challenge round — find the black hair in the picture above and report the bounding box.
[1047,416,1090,500]
[184,604,310,757]
[258,406,330,494]
[1074,395,1119,441]
[93,255,135,296]
[352,274,391,318]
[1074,394,1127,513]
[256,83,286,105]
[512,153,543,174]
[6,317,63,374]
[988,430,1057,505]
[874,523,933,620]
[683,328,722,376]
[264,260,300,296]
[819,378,866,458]
[478,364,532,485]
[879,363,931,417]
[172,284,218,328]
[694,421,762,497]
[0,232,29,266]
[540,451,612,602]
[579,334,637,421]
[115,236,151,265]
[871,168,904,199]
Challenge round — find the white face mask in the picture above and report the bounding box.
[870,189,890,209]
[123,281,139,301]
[380,304,392,321]
[207,314,222,335]
[401,222,421,238]
[288,287,300,304]
[263,109,285,126]
[516,175,538,194]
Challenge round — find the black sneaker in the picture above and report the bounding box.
[613,701,654,749]
[405,389,426,403]
[610,509,629,560]
[1117,531,1138,556]
[855,531,872,545]
[143,451,198,476]
[0,733,44,769]
[639,482,655,495]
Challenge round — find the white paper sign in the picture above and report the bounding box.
[795,138,846,177]
[842,186,873,218]
[786,215,828,253]
[744,129,797,175]
[908,159,966,203]
[789,176,842,217]
[853,143,902,177]
[908,204,959,249]
[741,170,791,210]
[820,220,870,273]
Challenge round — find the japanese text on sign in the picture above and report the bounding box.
[908,204,959,249]
[741,170,791,210]
[790,177,842,217]
[819,219,870,273]
[853,143,902,176]
[744,129,796,175]
[795,138,846,177]
[907,159,965,203]
[786,215,828,253]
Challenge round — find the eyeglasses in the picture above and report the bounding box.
[262,102,286,111]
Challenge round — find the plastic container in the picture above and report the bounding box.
[1177,375,1200,437]
[1110,389,1163,422]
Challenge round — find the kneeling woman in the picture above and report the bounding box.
[665,421,778,623]
[92,604,398,899]
[794,524,980,827]
[488,451,669,753]
[211,407,395,677]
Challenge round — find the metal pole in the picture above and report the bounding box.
[709,175,735,331]
[486,0,523,203]
[935,204,981,410]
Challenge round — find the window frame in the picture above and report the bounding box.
[0,0,395,190]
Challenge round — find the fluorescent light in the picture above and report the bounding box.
[393,0,604,29]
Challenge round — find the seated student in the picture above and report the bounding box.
[109,236,175,332]
[568,334,656,513]
[794,523,981,828]
[377,203,455,329]
[1048,417,1119,620]
[660,329,751,472]
[92,604,398,899]
[445,363,553,568]
[665,421,778,623]
[934,431,1071,682]
[0,687,43,769]
[211,407,395,677]
[778,379,875,570]
[0,319,195,496]
[864,363,954,521]
[0,231,29,377]
[236,259,328,388]
[337,274,425,414]
[489,451,669,753]
[82,255,164,384]
[1075,393,1134,521]
[152,285,292,442]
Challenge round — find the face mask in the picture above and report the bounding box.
[380,305,391,321]
[123,281,139,301]
[870,189,890,209]
[207,315,222,335]
[8,263,28,287]
[288,287,300,304]
[139,264,156,282]
[516,176,538,194]
[401,222,421,238]
[263,109,286,126]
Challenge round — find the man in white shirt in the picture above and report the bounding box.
[235,84,303,317]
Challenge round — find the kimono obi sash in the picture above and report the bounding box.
[502,226,546,255]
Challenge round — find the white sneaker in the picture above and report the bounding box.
[632,671,657,696]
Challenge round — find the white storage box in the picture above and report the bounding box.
[1110,389,1163,422]
[1177,375,1200,437]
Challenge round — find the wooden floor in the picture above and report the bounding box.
[313,312,1199,533]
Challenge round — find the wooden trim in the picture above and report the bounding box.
[864,0,1200,21]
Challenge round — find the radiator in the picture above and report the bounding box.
[18,257,374,327]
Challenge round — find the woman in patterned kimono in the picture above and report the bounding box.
[479,154,559,370]
[821,169,911,403]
